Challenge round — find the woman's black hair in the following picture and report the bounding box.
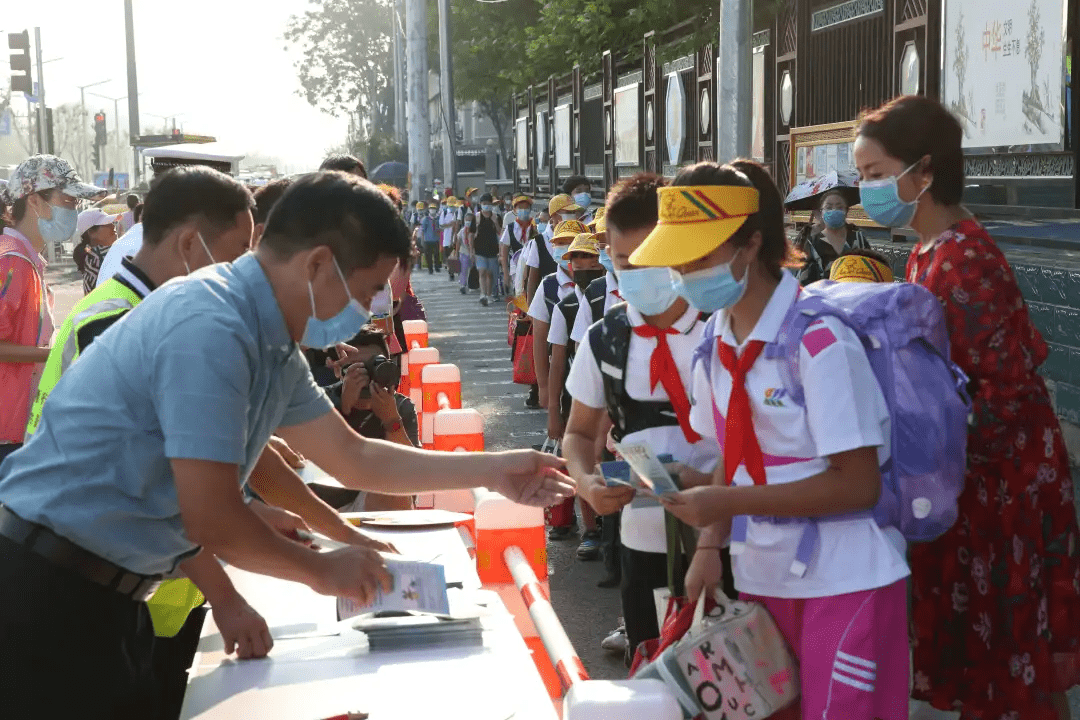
[857,95,965,206]
[672,160,801,279]
[818,189,849,211]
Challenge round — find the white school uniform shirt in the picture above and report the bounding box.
[567,303,720,553]
[526,267,575,324]
[547,285,583,346]
[688,271,908,600]
[570,272,620,344]
[525,235,558,270]
[439,206,458,247]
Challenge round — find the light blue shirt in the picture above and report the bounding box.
[0,253,333,575]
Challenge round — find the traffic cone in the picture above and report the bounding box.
[402,319,429,349]
[472,489,561,701]
[421,363,462,449]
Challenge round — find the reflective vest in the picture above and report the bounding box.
[25,277,141,436]
[22,273,206,637]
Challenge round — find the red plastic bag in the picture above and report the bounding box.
[512,331,536,385]
[629,593,718,675]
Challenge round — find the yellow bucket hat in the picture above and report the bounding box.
[414,201,426,210]
[829,253,894,283]
[552,219,590,243]
[588,206,607,233]
[562,233,600,260]
[629,185,759,267]
[549,193,583,216]
[512,194,533,207]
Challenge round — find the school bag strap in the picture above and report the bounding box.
[588,302,681,442]
[555,290,581,337]
[584,276,608,324]
[541,273,561,316]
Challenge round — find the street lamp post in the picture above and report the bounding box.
[76,79,111,174]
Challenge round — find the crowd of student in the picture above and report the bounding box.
[0,92,1078,720]
[402,95,1080,720]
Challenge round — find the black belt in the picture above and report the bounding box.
[0,505,162,601]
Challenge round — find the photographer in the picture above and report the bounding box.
[329,326,419,449]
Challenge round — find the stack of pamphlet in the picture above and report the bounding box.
[352,614,484,651]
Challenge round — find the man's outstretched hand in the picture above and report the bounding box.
[489,450,576,507]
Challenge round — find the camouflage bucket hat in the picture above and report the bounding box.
[2,155,106,205]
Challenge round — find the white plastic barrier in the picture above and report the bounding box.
[563,680,683,720]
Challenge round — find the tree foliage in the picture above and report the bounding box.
[284,0,395,136]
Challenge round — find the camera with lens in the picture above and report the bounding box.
[358,354,400,398]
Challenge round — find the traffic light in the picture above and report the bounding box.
[92,144,101,170]
[8,31,31,95]
[94,112,107,147]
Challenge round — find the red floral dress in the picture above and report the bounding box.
[907,219,1080,719]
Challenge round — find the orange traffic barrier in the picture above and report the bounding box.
[402,319,429,349]
[407,347,440,440]
[398,350,411,396]
[433,408,484,452]
[472,489,561,701]
[421,364,462,449]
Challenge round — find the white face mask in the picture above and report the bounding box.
[184,232,217,274]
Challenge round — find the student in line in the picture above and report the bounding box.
[635,160,911,720]
[562,173,725,663]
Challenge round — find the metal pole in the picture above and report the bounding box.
[503,545,589,691]
[392,0,406,146]
[436,0,456,192]
[405,0,431,204]
[26,96,34,154]
[716,0,752,163]
[124,0,142,186]
[33,28,47,159]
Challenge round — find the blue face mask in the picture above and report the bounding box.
[36,202,79,244]
[859,161,930,228]
[481,204,494,213]
[672,252,748,313]
[536,222,549,236]
[516,208,532,221]
[822,209,847,229]
[598,248,615,274]
[301,257,372,350]
[573,192,591,210]
[615,266,680,316]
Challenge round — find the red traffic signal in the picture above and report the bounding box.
[94,112,107,146]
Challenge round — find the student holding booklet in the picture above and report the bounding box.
[561,174,724,665]
[633,161,911,719]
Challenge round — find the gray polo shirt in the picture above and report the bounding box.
[0,253,333,575]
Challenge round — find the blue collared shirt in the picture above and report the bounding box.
[0,253,333,575]
[419,216,439,245]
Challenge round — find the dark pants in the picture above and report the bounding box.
[0,534,160,719]
[600,510,621,580]
[153,604,208,720]
[620,546,678,660]
[423,242,441,272]
[619,545,737,662]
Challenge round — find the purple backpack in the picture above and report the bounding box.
[694,280,970,574]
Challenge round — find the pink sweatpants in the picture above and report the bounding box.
[742,579,909,720]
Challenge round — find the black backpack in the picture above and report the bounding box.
[587,304,682,443]
[583,275,609,325]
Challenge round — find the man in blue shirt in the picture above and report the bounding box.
[0,172,573,719]
[419,200,441,273]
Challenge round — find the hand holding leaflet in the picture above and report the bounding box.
[612,442,681,496]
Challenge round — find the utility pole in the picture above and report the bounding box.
[392,0,407,146]
[405,0,431,204]
[124,0,142,186]
[716,0,752,162]
[33,28,47,161]
[436,0,456,192]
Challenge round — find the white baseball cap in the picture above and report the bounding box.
[76,209,119,237]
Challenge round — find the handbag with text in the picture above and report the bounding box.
[634,590,800,720]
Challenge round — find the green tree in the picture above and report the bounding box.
[284,0,396,138]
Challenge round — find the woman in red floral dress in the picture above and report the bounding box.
[855,95,1080,720]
